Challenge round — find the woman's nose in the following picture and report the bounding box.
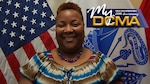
[64,25,73,33]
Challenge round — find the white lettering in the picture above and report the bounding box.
[87,4,115,25]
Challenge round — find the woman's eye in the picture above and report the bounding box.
[56,23,65,28]
[72,23,79,27]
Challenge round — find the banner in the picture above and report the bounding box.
[66,0,150,84]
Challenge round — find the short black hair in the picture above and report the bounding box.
[56,2,83,21]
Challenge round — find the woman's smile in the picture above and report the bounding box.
[63,36,75,42]
[56,9,84,52]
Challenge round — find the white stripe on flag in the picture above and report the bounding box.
[47,25,58,48]
[31,37,47,53]
[14,47,29,66]
[0,48,18,84]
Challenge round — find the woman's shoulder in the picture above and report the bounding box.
[19,50,60,81]
[90,51,118,72]
[75,51,112,70]
[74,51,123,83]
[32,50,53,60]
[89,51,109,61]
[92,51,123,82]
[24,50,54,68]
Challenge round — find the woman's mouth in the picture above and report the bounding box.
[63,36,75,42]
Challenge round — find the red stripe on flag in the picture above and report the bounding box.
[140,0,150,57]
[6,53,20,81]
[23,42,36,59]
[40,31,56,50]
[0,70,7,84]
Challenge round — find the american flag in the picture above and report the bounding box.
[0,0,56,83]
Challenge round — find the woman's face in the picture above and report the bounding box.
[56,9,84,53]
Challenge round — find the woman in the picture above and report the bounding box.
[19,2,123,84]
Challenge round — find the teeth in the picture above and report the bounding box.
[65,37,73,41]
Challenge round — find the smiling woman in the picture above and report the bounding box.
[56,9,84,54]
[18,2,123,84]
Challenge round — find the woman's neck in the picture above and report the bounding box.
[51,48,93,68]
[57,47,83,59]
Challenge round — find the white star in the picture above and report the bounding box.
[29,28,35,34]
[23,6,29,12]
[39,21,45,28]
[32,9,38,15]
[3,18,9,25]
[50,15,55,21]
[26,0,30,2]
[8,41,14,47]
[7,0,12,5]
[20,25,26,31]
[5,9,10,15]
[33,0,39,5]
[22,15,28,21]
[14,2,20,8]
[0,0,3,2]
[1,28,7,34]
[9,31,16,37]
[42,2,48,8]
[13,12,19,18]
[41,12,46,18]
[11,21,17,28]
[19,34,25,41]
[31,19,36,25]
[0,7,2,11]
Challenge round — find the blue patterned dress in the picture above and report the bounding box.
[19,51,122,84]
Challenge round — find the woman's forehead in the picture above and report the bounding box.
[56,10,82,20]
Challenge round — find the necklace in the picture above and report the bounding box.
[58,49,82,63]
